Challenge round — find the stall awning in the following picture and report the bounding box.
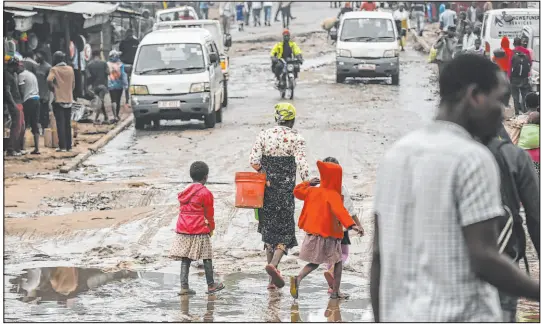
[4,2,119,17]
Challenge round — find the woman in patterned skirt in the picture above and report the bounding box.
[249,102,312,289]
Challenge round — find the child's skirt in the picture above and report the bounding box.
[169,233,213,260]
[299,234,342,265]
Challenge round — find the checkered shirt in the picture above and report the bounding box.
[374,121,505,322]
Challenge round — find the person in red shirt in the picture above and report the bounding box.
[508,37,532,77]
[169,161,224,295]
[508,37,533,114]
[360,1,377,11]
[290,161,363,300]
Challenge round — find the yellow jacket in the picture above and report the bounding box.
[270,41,302,59]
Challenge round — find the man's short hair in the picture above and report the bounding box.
[525,92,540,110]
[513,37,522,47]
[190,161,209,182]
[439,54,501,104]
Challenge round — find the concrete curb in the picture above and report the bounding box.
[410,32,431,53]
[59,115,134,174]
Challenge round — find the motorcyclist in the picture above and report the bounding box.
[270,29,303,86]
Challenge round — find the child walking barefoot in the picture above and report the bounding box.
[321,157,364,295]
[169,161,225,295]
[290,161,362,300]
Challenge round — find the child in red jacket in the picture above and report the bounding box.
[290,161,362,300]
[169,161,224,295]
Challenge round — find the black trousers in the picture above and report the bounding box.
[510,78,531,115]
[23,99,40,135]
[281,6,291,28]
[53,103,72,150]
[39,98,50,129]
[109,89,123,118]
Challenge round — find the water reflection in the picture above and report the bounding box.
[9,267,138,306]
[179,294,216,322]
[324,299,343,322]
[265,291,282,322]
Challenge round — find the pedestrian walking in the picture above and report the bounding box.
[5,58,26,156]
[119,29,139,104]
[244,1,252,26]
[17,62,41,154]
[47,51,75,153]
[263,2,273,26]
[486,124,540,322]
[493,36,513,74]
[169,161,225,295]
[249,103,311,290]
[370,54,540,322]
[410,2,426,36]
[290,160,363,300]
[200,1,210,19]
[509,37,533,115]
[439,3,457,31]
[393,3,410,51]
[107,50,128,123]
[236,2,245,31]
[433,27,458,75]
[281,2,294,29]
[219,2,234,34]
[21,52,38,75]
[86,50,110,124]
[252,1,262,27]
[35,50,51,132]
[274,2,282,23]
[319,157,364,295]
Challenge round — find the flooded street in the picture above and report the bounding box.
[4,2,538,322]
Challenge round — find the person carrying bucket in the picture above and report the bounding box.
[249,102,312,290]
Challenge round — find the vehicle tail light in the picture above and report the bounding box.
[485,41,490,56]
[220,59,227,71]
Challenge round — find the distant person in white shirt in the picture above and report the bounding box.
[219,2,234,33]
[462,24,476,50]
[439,3,457,31]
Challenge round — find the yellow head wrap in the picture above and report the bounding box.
[274,102,296,122]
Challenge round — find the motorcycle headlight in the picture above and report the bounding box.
[383,49,398,57]
[287,64,294,72]
[337,49,352,58]
[190,83,210,93]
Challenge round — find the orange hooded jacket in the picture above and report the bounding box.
[493,36,513,73]
[294,161,355,239]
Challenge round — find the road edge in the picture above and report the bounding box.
[59,115,134,174]
[410,32,431,54]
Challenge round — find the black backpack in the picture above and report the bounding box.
[486,137,528,268]
[510,50,531,79]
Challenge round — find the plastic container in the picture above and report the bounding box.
[235,172,266,209]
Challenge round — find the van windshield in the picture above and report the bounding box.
[489,12,539,39]
[340,18,396,42]
[134,43,206,75]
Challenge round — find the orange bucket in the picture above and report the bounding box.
[235,172,266,208]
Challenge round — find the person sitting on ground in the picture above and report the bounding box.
[290,160,363,300]
[169,161,225,295]
[320,157,364,296]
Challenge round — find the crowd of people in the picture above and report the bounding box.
[218,1,295,32]
[3,29,140,156]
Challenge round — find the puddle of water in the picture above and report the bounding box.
[6,267,372,322]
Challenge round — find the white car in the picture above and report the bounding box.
[130,29,225,129]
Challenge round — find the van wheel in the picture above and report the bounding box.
[205,110,216,128]
[391,72,400,85]
[135,117,145,130]
[222,80,228,107]
[216,108,223,123]
[336,74,345,84]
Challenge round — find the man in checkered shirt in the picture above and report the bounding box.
[370,54,540,322]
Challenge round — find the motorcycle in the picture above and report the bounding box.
[276,58,302,100]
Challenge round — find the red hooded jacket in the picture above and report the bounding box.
[176,183,215,235]
[493,36,513,74]
[294,161,355,239]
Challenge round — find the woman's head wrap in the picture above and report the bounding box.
[274,102,296,122]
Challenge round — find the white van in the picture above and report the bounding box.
[330,11,401,85]
[153,19,232,106]
[521,25,540,92]
[130,29,225,129]
[154,6,199,25]
[480,8,539,57]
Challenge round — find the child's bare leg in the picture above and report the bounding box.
[290,263,319,299]
[266,248,275,286]
[331,261,348,299]
[270,247,285,267]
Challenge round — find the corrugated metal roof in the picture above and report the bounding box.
[4,2,119,16]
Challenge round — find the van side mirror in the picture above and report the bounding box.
[224,34,232,48]
[330,29,337,41]
[209,53,219,64]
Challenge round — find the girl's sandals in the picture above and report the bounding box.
[178,288,196,296]
[207,282,225,295]
[265,264,285,288]
[330,292,350,300]
[290,276,299,299]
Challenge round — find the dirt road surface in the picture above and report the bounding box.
[4,3,539,322]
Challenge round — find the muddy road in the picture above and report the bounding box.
[7,5,536,321]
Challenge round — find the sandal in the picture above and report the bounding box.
[324,270,335,290]
[207,282,225,294]
[265,264,285,288]
[290,276,299,299]
[330,292,349,300]
[178,288,196,296]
